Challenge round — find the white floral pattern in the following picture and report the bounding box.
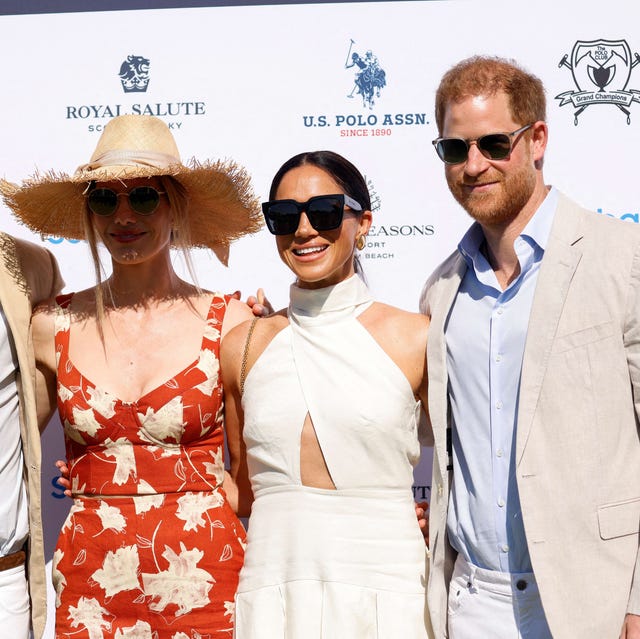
[95,500,126,533]
[176,491,225,532]
[134,480,165,514]
[68,597,111,639]
[203,447,225,485]
[137,395,186,443]
[72,406,103,438]
[203,320,221,343]
[87,386,118,419]
[91,546,141,597]
[114,621,153,639]
[52,549,66,607]
[59,382,74,403]
[102,437,137,485]
[142,543,215,616]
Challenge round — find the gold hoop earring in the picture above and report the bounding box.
[356,235,366,251]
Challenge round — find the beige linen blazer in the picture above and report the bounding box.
[420,193,640,639]
[0,234,63,639]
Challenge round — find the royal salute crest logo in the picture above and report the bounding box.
[556,39,640,124]
[344,40,387,110]
[119,55,151,93]
[65,54,206,132]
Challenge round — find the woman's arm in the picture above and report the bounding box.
[220,319,255,517]
[31,303,58,432]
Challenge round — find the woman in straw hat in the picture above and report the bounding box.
[221,151,431,638]
[1,114,262,638]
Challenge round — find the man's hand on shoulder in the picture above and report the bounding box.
[231,288,273,317]
[621,613,640,638]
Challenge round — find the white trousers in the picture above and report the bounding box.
[0,564,30,639]
[448,556,552,639]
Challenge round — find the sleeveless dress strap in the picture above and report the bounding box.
[201,293,229,355]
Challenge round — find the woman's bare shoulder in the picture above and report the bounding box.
[221,296,254,336]
[224,309,287,346]
[32,297,57,332]
[33,286,97,315]
[221,309,288,374]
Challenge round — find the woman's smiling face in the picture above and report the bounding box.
[274,164,371,289]
[89,177,173,266]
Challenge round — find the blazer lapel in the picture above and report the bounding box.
[427,254,467,471]
[515,195,584,463]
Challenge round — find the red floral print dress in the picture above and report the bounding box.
[52,293,245,639]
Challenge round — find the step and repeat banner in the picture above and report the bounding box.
[0,0,637,634]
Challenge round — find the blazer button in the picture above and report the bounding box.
[516,579,527,591]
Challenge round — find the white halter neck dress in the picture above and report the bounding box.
[234,275,428,638]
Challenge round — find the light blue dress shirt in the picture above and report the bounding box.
[445,188,557,573]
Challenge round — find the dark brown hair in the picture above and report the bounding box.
[269,150,371,211]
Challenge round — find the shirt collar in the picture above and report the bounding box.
[520,186,557,252]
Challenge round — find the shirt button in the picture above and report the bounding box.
[516,579,528,591]
[497,498,505,507]
[495,354,502,362]
[495,401,503,410]
[501,544,509,552]
[497,307,504,315]
[496,449,504,457]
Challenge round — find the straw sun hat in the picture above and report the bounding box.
[0,114,262,264]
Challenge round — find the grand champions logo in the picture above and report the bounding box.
[65,54,207,132]
[556,39,640,124]
[302,40,429,138]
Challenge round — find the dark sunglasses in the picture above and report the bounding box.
[87,186,166,216]
[262,193,363,236]
[432,123,533,165]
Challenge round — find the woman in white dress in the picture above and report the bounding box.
[221,151,432,638]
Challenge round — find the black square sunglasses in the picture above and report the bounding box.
[262,193,363,236]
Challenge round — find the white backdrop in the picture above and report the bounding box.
[0,1,638,635]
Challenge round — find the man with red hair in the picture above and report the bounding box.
[422,55,640,639]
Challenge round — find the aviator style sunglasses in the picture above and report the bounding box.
[87,186,166,217]
[432,123,533,165]
[262,193,363,236]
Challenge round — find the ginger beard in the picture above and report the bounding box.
[446,154,537,227]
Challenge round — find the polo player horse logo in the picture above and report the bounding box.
[345,40,387,109]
